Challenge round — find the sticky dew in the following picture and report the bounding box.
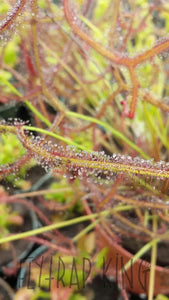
[0,119,169,190]
[0,0,27,45]
[11,122,169,189]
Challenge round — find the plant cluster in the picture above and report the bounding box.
[0,0,169,299]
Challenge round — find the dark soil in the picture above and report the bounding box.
[122,236,169,267]
[118,209,169,267]
[83,275,120,300]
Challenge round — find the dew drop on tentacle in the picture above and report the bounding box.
[0,0,27,45]
[3,120,169,187]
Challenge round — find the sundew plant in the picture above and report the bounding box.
[1,0,169,299]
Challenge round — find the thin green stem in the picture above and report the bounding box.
[0,75,52,127]
[66,111,150,159]
[0,75,21,97]
[0,211,109,245]
[122,238,160,272]
[73,220,99,242]
[148,215,158,300]
[0,74,149,158]
[25,101,52,127]
[0,205,133,245]
[72,205,134,243]
[23,125,92,152]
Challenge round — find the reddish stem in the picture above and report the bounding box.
[0,0,27,33]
